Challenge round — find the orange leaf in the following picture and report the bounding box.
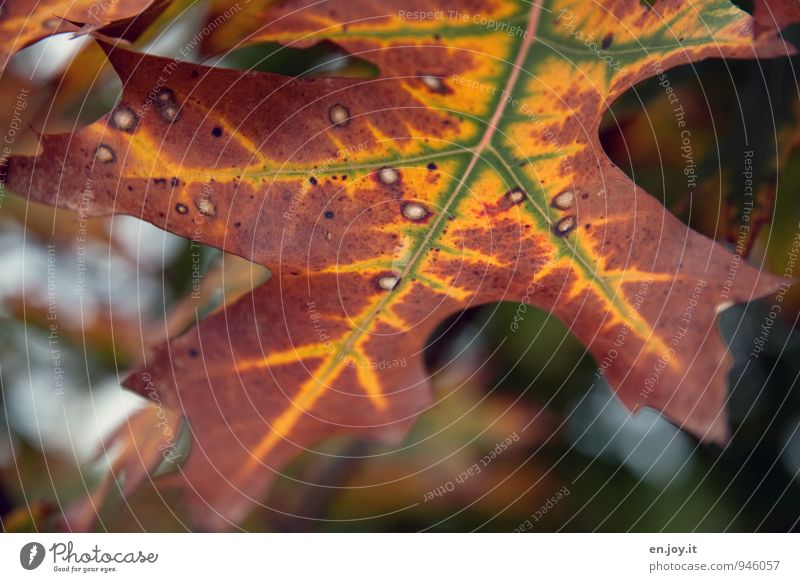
[5,0,795,528]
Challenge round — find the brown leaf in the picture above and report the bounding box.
[5,0,794,528]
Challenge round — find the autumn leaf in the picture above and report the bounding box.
[5,0,795,529]
[0,0,172,75]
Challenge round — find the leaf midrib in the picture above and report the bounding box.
[334,2,545,361]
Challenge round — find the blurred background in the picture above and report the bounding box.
[0,0,798,532]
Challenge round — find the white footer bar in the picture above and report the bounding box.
[1,533,797,580]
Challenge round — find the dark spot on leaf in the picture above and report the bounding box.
[419,73,451,94]
[309,177,318,186]
[111,105,137,132]
[160,103,179,122]
[401,202,431,222]
[377,167,400,185]
[189,348,199,358]
[196,197,216,216]
[554,216,577,236]
[156,88,176,104]
[212,126,223,138]
[374,272,400,291]
[324,210,334,219]
[427,163,437,170]
[153,89,180,122]
[602,33,613,49]
[505,188,526,205]
[328,104,350,127]
[95,144,116,163]
[551,191,575,210]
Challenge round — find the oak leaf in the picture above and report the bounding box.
[5,0,794,528]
